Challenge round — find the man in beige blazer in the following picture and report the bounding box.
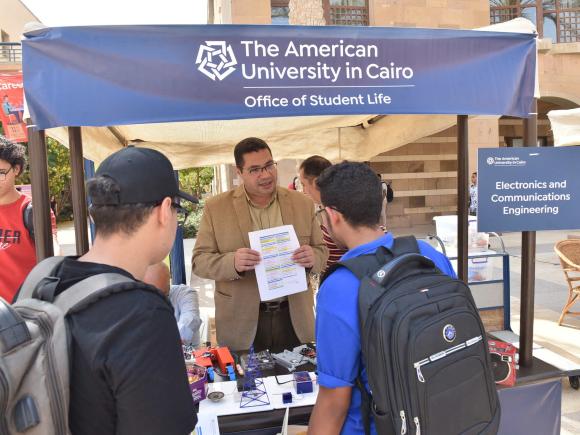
[192,138,328,352]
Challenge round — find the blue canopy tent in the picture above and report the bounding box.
[22,22,540,365]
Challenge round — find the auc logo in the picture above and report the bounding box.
[196,41,237,81]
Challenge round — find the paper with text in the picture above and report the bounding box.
[249,225,308,301]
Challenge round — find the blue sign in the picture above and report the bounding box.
[22,25,536,129]
[478,147,580,232]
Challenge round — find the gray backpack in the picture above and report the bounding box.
[0,256,137,435]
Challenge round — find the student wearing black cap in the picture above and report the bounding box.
[20,147,199,434]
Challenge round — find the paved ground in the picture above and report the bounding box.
[58,222,580,433]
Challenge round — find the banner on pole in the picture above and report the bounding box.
[478,147,580,232]
[0,73,27,142]
[23,25,536,129]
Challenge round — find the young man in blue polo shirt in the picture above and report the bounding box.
[308,162,456,435]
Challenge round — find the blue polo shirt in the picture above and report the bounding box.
[315,233,456,435]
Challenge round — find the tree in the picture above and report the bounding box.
[178,167,214,199]
[46,138,72,220]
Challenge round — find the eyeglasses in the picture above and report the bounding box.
[172,202,189,227]
[315,206,342,221]
[0,167,13,181]
[242,161,277,177]
[152,199,189,227]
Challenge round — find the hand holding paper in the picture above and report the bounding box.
[248,225,308,301]
[234,248,261,272]
[292,245,315,269]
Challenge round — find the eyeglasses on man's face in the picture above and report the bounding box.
[172,202,189,227]
[0,166,14,182]
[242,161,277,177]
[153,199,189,227]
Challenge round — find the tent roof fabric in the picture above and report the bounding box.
[548,108,580,147]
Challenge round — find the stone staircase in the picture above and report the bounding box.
[370,125,459,230]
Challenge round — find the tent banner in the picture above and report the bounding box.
[478,147,580,232]
[23,25,536,129]
[0,73,27,142]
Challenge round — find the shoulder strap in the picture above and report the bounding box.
[17,256,67,301]
[22,201,34,239]
[54,273,136,315]
[320,252,383,284]
[356,377,372,435]
[320,244,397,284]
[391,235,419,257]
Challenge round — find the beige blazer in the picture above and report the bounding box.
[192,185,328,351]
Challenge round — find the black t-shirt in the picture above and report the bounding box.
[53,258,196,435]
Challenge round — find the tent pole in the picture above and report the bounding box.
[170,171,187,285]
[519,100,538,367]
[457,115,469,283]
[68,127,90,255]
[26,125,53,261]
[84,158,96,243]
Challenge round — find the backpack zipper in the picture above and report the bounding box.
[413,335,483,383]
[0,370,9,435]
[414,416,421,435]
[400,410,407,435]
[18,310,68,435]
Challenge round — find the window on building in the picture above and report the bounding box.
[324,0,369,26]
[271,0,290,25]
[1,30,9,60]
[490,1,580,42]
[505,137,549,147]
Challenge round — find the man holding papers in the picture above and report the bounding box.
[192,138,327,352]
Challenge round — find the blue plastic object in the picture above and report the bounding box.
[294,371,313,394]
[282,392,292,404]
[207,367,215,382]
[226,365,236,381]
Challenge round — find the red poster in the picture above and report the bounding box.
[0,73,27,142]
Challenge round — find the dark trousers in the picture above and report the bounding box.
[252,305,300,353]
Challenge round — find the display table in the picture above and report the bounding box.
[210,378,562,434]
[194,355,564,434]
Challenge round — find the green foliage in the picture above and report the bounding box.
[46,138,72,220]
[13,137,71,222]
[179,167,214,198]
[177,166,213,238]
[181,200,205,239]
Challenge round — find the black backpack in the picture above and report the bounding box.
[23,201,34,239]
[323,236,500,435]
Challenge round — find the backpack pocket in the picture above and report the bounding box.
[412,337,495,435]
[371,405,396,435]
[407,307,495,435]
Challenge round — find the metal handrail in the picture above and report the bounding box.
[0,43,22,64]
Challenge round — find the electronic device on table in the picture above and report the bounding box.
[272,349,309,372]
[192,346,236,382]
[293,343,317,365]
[488,339,518,386]
[241,350,275,372]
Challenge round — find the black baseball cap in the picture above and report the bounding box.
[92,147,198,205]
